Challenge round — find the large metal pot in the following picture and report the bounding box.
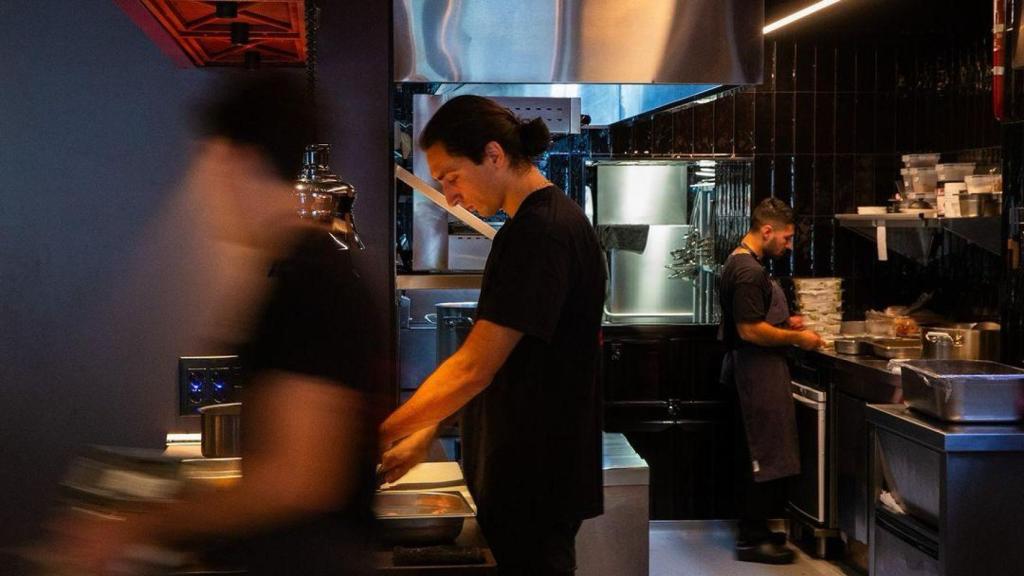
[920,323,1000,361]
[430,302,477,365]
[199,402,241,458]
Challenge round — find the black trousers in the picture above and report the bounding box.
[477,509,582,576]
[729,384,790,544]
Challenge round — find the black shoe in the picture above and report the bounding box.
[769,531,787,545]
[735,541,796,565]
[737,530,786,546]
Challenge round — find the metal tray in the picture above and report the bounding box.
[374,491,475,544]
[835,338,872,355]
[900,360,1024,422]
[870,338,923,359]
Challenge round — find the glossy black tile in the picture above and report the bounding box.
[813,156,835,216]
[715,94,735,155]
[653,111,673,156]
[855,94,875,153]
[816,46,836,93]
[793,155,814,217]
[755,92,774,154]
[754,155,774,203]
[877,47,896,92]
[856,47,876,94]
[796,45,816,92]
[795,93,815,155]
[854,155,876,207]
[836,46,856,92]
[775,92,795,155]
[672,107,694,156]
[835,155,856,213]
[815,92,835,154]
[694,103,714,155]
[774,155,795,205]
[735,92,756,155]
[777,42,796,92]
[633,117,653,156]
[835,94,856,154]
[875,93,895,154]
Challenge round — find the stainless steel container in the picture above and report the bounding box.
[374,491,475,544]
[434,302,477,365]
[199,402,241,458]
[835,338,872,355]
[920,323,1000,361]
[900,360,1024,422]
[870,338,923,359]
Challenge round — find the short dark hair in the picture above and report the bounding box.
[196,73,318,181]
[751,197,794,230]
[419,95,550,167]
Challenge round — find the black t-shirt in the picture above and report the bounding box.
[718,252,772,351]
[229,230,380,575]
[464,185,607,521]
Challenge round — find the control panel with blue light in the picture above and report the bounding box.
[178,356,243,416]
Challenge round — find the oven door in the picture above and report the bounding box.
[790,381,827,524]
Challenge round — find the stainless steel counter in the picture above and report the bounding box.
[795,348,902,402]
[866,404,1024,452]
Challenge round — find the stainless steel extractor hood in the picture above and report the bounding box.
[394,0,764,85]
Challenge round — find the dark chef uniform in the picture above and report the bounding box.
[216,230,381,576]
[718,247,800,541]
[464,185,606,575]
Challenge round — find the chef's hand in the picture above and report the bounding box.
[795,329,825,350]
[787,315,806,330]
[380,425,438,485]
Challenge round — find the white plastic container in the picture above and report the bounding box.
[943,182,965,217]
[965,174,1001,194]
[902,153,940,167]
[908,167,938,193]
[935,163,975,182]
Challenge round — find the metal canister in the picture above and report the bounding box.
[434,302,477,365]
[199,402,241,458]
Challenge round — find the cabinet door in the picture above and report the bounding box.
[666,335,726,400]
[624,421,737,520]
[836,390,869,543]
[603,338,667,401]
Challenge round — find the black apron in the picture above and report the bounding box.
[721,251,800,482]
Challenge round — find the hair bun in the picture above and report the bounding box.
[518,117,551,157]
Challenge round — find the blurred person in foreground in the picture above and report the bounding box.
[377,95,607,575]
[49,74,381,576]
[718,198,824,564]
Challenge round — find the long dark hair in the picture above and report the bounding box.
[419,95,550,168]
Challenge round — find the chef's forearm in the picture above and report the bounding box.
[737,321,803,347]
[381,350,488,445]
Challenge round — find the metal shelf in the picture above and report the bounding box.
[397,273,483,290]
[835,214,1000,263]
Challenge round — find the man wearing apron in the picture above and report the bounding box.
[719,198,824,564]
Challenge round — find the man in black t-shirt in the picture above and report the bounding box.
[719,198,823,565]
[379,96,606,575]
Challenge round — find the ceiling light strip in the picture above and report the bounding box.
[763,0,843,34]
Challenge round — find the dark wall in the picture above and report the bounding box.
[0,1,394,544]
[605,15,1003,323]
[0,1,211,543]
[1000,0,1024,367]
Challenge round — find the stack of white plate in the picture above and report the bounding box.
[793,277,843,341]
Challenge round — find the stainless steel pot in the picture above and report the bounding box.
[921,323,1000,361]
[431,302,477,365]
[199,402,241,458]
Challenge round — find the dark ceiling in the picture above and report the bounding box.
[764,0,994,43]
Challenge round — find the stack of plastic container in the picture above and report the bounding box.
[793,277,843,343]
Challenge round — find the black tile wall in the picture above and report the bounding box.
[603,32,1004,326]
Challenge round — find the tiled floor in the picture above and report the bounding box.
[650,521,855,576]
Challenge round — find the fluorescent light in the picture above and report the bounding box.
[763,0,842,34]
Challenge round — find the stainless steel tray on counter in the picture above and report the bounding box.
[374,491,475,544]
[870,338,923,359]
[900,360,1024,422]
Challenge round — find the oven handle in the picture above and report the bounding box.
[792,392,826,410]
